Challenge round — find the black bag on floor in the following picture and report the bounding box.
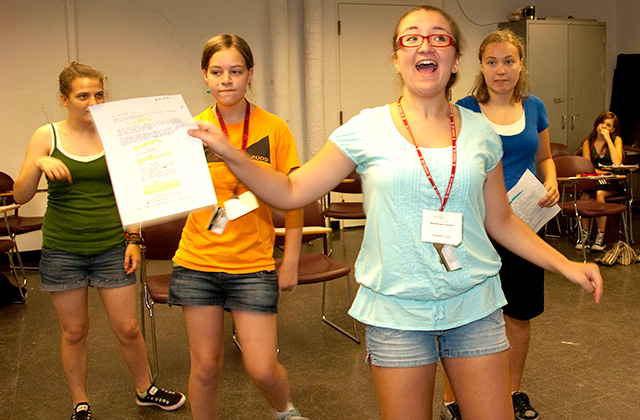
[0,273,26,305]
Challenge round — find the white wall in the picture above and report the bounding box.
[2,0,640,250]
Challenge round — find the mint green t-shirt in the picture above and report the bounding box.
[330,105,507,331]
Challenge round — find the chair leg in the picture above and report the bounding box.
[6,248,25,302]
[577,216,588,263]
[7,247,26,301]
[140,283,159,384]
[320,278,360,343]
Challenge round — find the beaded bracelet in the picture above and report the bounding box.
[124,232,144,246]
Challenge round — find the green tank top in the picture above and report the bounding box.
[43,123,125,255]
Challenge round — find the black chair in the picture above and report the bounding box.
[1,204,26,302]
[0,172,44,275]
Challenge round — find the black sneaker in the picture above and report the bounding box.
[440,401,461,420]
[70,402,91,420]
[135,384,186,411]
[512,391,539,420]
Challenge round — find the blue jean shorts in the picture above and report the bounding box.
[39,246,136,292]
[168,264,279,314]
[365,309,509,368]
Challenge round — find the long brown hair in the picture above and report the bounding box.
[585,111,620,144]
[472,29,528,104]
[392,5,464,92]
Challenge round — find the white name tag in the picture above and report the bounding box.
[224,191,259,220]
[421,210,462,245]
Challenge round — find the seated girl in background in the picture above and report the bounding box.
[577,111,625,251]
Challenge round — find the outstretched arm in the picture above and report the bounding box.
[484,162,603,303]
[188,121,356,209]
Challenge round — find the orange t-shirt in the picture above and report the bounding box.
[173,105,300,273]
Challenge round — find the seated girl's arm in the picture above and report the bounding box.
[14,126,71,204]
[484,162,603,303]
[190,121,355,210]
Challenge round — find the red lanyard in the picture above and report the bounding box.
[215,99,251,151]
[215,99,250,197]
[397,99,457,211]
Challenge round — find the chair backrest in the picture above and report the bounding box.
[553,155,597,193]
[550,142,572,158]
[331,170,362,194]
[0,172,15,205]
[142,216,188,260]
[272,201,327,246]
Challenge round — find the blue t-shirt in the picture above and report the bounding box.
[329,105,507,331]
[455,95,549,191]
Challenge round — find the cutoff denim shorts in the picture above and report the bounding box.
[40,246,136,292]
[168,264,279,314]
[365,308,509,367]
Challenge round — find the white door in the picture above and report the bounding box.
[338,3,415,123]
[335,3,416,228]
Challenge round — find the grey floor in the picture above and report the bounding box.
[1,215,639,420]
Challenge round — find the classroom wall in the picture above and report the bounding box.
[2,0,639,250]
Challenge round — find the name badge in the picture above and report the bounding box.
[421,210,462,245]
[224,191,259,220]
[207,206,228,234]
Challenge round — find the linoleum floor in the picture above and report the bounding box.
[1,215,639,419]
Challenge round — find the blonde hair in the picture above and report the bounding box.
[472,29,528,104]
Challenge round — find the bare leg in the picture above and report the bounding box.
[183,305,225,420]
[370,363,436,420]
[442,350,514,420]
[50,288,90,406]
[504,315,531,392]
[232,310,289,412]
[98,284,151,392]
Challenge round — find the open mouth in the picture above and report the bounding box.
[416,59,438,74]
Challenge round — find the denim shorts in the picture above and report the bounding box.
[168,264,279,313]
[365,309,509,368]
[40,246,136,292]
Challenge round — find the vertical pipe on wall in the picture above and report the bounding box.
[303,0,326,159]
[268,0,291,123]
[64,0,78,63]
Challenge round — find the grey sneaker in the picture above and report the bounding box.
[70,402,91,420]
[440,401,461,420]
[512,391,539,420]
[591,231,606,252]
[575,228,590,250]
[135,384,186,411]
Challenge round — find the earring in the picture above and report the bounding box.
[206,88,211,94]
[452,67,458,73]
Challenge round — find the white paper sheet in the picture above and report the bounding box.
[507,169,560,233]
[89,95,216,227]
